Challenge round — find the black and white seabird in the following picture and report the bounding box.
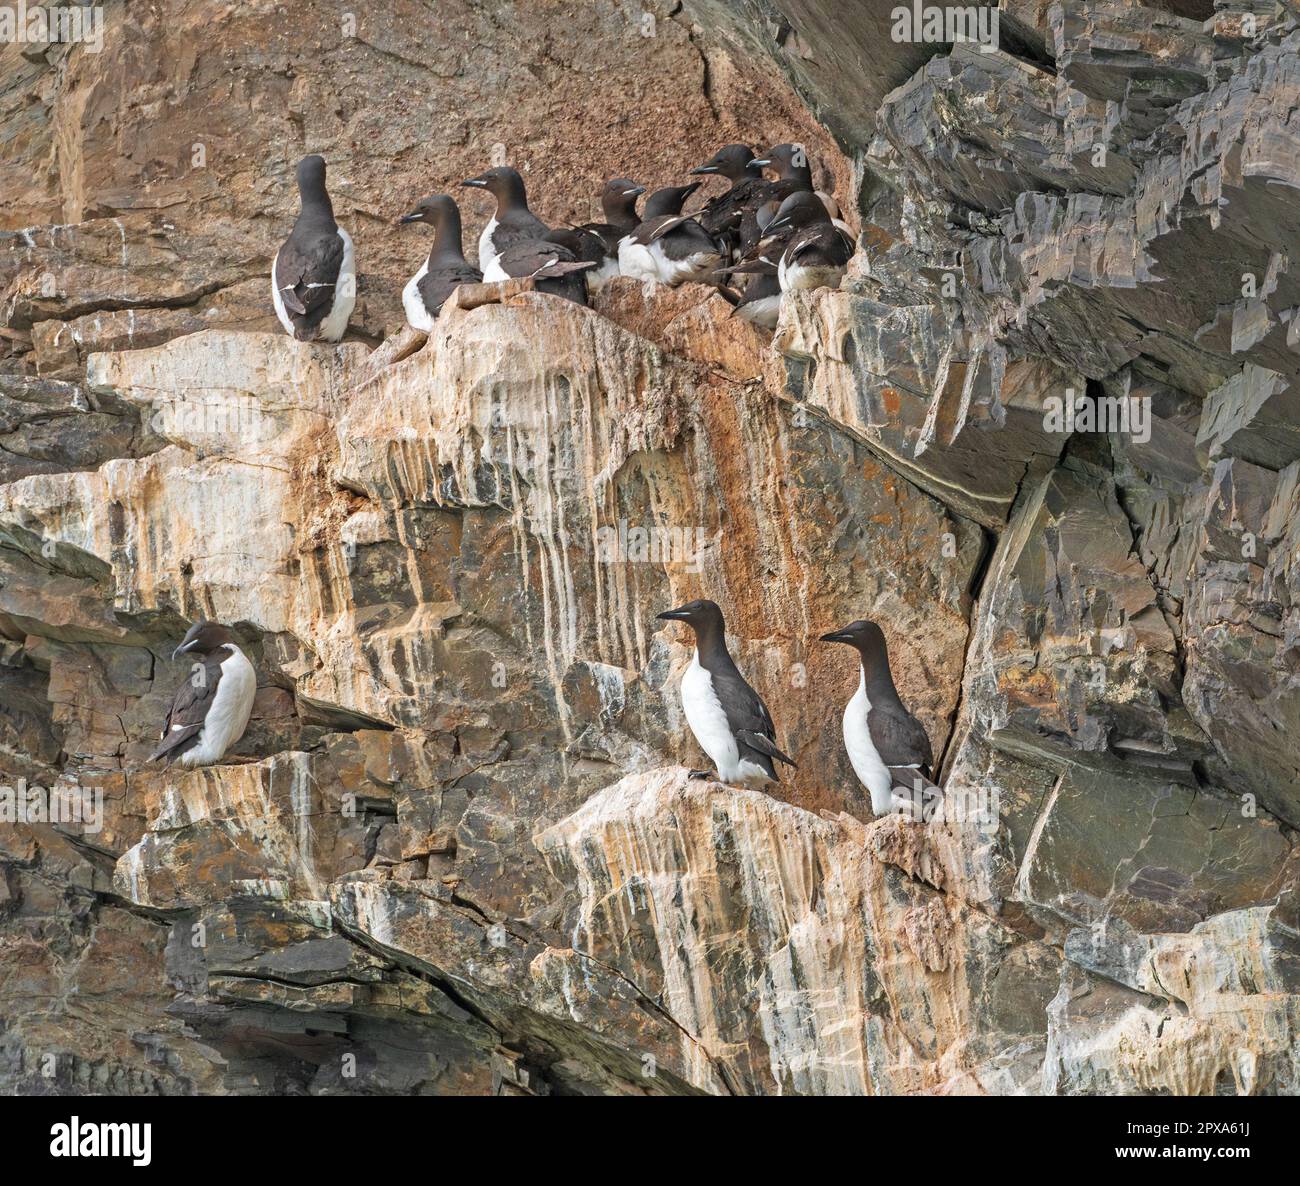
[820,620,940,819]
[689,144,769,257]
[398,194,483,331]
[752,143,815,194]
[657,599,797,788]
[148,621,257,768]
[729,270,783,330]
[762,191,855,293]
[272,155,356,342]
[618,183,723,287]
[495,232,594,305]
[576,178,645,289]
[460,166,550,279]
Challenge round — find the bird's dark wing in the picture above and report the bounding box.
[788,226,855,268]
[869,706,933,773]
[498,240,594,280]
[698,178,770,238]
[629,216,676,246]
[709,661,797,774]
[656,221,721,262]
[575,222,625,256]
[418,261,482,316]
[548,227,608,267]
[493,210,553,255]
[275,227,344,318]
[733,273,781,310]
[149,653,226,763]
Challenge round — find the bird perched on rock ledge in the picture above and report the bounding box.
[657,599,796,788]
[272,155,356,342]
[820,619,940,820]
[149,621,257,768]
[398,194,482,330]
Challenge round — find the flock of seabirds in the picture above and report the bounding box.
[271,145,857,340]
[149,144,939,822]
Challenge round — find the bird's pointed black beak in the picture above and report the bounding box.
[460,177,489,189]
[751,158,773,168]
[398,211,422,224]
[765,216,792,234]
[819,629,853,644]
[624,185,646,196]
[689,165,720,176]
[657,607,691,622]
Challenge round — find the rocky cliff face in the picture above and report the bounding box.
[1,0,1298,1096]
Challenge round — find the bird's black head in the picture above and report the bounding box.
[752,143,813,184]
[601,177,645,221]
[172,620,236,661]
[398,193,460,228]
[642,182,702,219]
[690,144,757,182]
[295,154,331,205]
[820,619,888,663]
[657,598,725,637]
[460,166,528,208]
[763,191,831,235]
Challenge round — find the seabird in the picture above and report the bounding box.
[272,155,356,342]
[575,178,645,288]
[495,232,594,305]
[618,183,723,286]
[729,270,783,330]
[547,226,615,295]
[761,191,855,293]
[820,620,940,819]
[657,599,796,788]
[460,166,550,279]
[148,621,257,768]
[752,143,815,192]
[689,143,769,257]
[716,193,824,317]
[762,150,853,240]
[398,194,483,330]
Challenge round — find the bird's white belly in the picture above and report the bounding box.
[736,293,781,329]
[270,247,295,336]
[317,228,356,342]
[403,260,434,331]
[660,247,721,286]
[586,255,620,292]
[180,646,257,767]
[681,652,742,780]
[779,256,846,293]
[842,675,895,816]
[617,236,660,284]
[478,218,504,278]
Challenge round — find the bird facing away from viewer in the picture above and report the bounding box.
[272,154,356,342]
